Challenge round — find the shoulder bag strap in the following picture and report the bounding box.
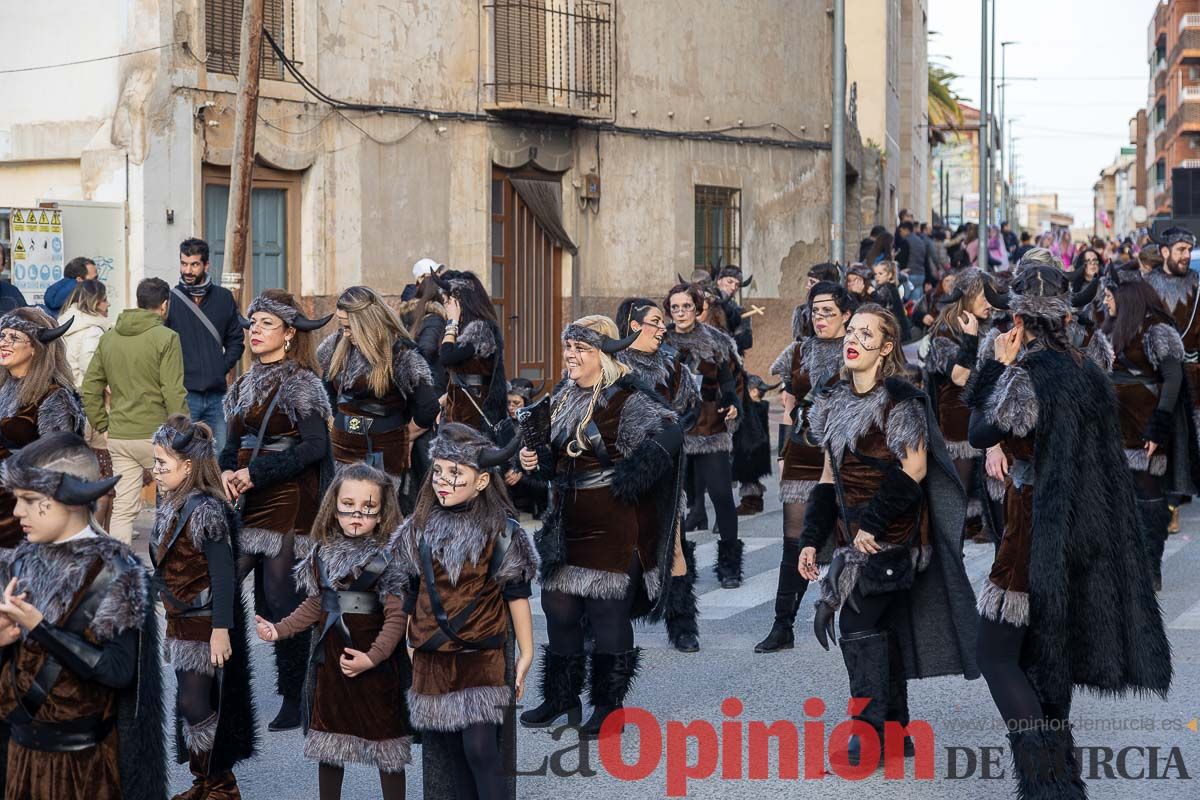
[416,538,504,652]
[233,386,285,513]
[170,286,224,349]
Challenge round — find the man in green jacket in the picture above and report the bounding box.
[83,277,188,543]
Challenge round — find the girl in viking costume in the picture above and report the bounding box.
[220,288,333,732]
[392,423,535,800]
[615,298,698,652]
[150,415,256,800]
[437,271,509,438]
[519,316,683,738]
[0,309,83,547]
[318,286,439,500]
[0,432,166,800]
[664,283,744,588]
[965,257,1173,799]
[256,463,411,800]
[755,282,852,654]
[1102,270,1195,591]
[798,304,977,770]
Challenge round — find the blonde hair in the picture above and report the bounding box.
[555,315,630,457]
[327,286,409,396]
[873,260,898,284]
[0,307,76,405]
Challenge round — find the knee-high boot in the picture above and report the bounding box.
[754,539,807,653]
[1136,497,1170,592]
[885,631,916,757]
[714,538,744,589]
[269,629,311,731]
[519,647,586,728]
[665,538,700,652]
[836,629,890,770]
[1007,726,1086,800]
[580,648,641,739]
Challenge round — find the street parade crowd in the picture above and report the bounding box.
[0,218,1190,800]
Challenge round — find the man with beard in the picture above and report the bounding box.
[165,238,245,451]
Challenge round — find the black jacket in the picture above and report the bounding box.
[0,281,27,313]
[165,284,245,393]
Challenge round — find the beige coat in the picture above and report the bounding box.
[61,306,111,446]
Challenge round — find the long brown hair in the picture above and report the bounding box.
[309,462,403,546]
[327,286,411,396]
[409,277,444,339]
[843,303,908,381]
[157,414,227,502]
[409,424,515,532]
[0,307,76,405]
[256,288,320,373]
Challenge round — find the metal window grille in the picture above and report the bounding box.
[694,187,741,269]
[204,0,295,80]
[490,0,614,118]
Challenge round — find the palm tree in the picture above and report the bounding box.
[928,64,965,141]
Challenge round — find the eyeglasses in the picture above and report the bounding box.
[669,304,695,313]
[335,507,381,519]
[1083,258,1100,265]
[811,309,841,321]
[0,332,30,347]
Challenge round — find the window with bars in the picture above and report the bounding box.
[694,186,741,269]
[204,0,295,80]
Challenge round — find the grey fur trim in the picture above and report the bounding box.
[36,386,83,436]
[642,565,664,602]
[739,482,764,498]
[293,534,386,598]
[396,502,509,586]
[316,332,338,375]
[384,521,421,581]
[663,322,740,367]
[945,438,983,460]
[1125,448,1168,476]
[966,498,983,520]
[1009,293,1070,320]
[247,295,299,325]
[540,564,631,600]
[238,527,284,559]
[166,638,215,676]
[0,313,54,340]
[152,422,216,463]
[987,474,1007,501]
[458,320,497,359]
[407,685,510,731]
[550,381,603,449]
[561,323,604,349]
[615,390,674,457]
[618,347,672,392]
[770,341,799,378]
[303,730,412,772]
[428,435,487,469]
[0,458,65,498]
[0,379,18,420]
[885,397,928,460]
[182,713,218,755]
[985,365,1039,437]
[800,336,845,390]
[294,534,315,558]
[320,334,433,397]
[976,328,1001,367]
[816,546,867,611]
[809,382,889,461]
[153,493,230,554]
[781,479,819,504]
[683,431,732,454]
[976,580,1030,626]
[1144,268,1199,314]
[493,523,539,585]
[1084,329,1115,372]
[223,360,332,424]
[1144,323,1186,369]
[925,334,960,376]
[792,306,805,341]
[90,559,149,641]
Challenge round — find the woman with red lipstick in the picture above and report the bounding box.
[518,316,682,739]
[798,304,977,771]
[437,271,509,438]
[754,281,853,654]
[615,297,699,653]
[318,286,440,501]
[664,283,745,588]
[220,288,334,732]
[0,308,83,547]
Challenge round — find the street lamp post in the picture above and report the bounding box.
[831,0,846,264]
[1000,41,1018,228]
[979,0,990,232]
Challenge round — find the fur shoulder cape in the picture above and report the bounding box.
[965,350,1173,705]
[223,359,332,423]
[317,332,433,397]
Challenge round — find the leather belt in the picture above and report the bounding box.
[564,467,615,490]
[1110,372,1158,386]
[334,591,382,615]
[239,434,297,452]
[334,410,407,436]
[452,374,486,387]
[9,715,114,753]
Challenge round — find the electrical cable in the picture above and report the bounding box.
[0,42,180,74]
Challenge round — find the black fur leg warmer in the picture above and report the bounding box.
[665,539,700,645]
[588,648,642,708]
[537,646,586,706]
[1007,727,1087,800]
[714,538,744,583]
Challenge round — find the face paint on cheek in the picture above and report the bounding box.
[36,500,50,517]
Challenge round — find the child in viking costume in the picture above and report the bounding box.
[150,414,256,799]
[0,432,166,800]
[392,423,535,800]
[256,462,411,800]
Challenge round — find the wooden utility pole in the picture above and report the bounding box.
[222,0,266,308]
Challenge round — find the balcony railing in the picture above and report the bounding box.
[1182,86,1200,101]
[1182,159,1200,169]
[486,0,615,119]
[1182,13,1200,34]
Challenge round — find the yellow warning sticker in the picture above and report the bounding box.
[12,239,25,260]
[9,210,22,225]
[38,210,50,232]
[50,211,61,233]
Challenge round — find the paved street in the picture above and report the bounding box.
[135,470,1200,799]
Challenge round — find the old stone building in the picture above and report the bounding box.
[1,0,881,378]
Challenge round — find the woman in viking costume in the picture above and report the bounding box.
[257,463,412,800]
[0,309,83,547]
[438,271,509,438]
[1102,269,1197,591]
[922,268,993,541]
[518,316,682,738]
[965,256,1173,799]
[615,297,698,652]
[318,286,439,495]
[151,415,256,800]
[664,283,744,588]
[391,423,535,800]
[220,288,333,732]
[0,432,166,800]
[755,281,853,654]
[798,304,977,770]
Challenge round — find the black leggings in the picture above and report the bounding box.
[239,534,304,623]
[690,452,738,541]
[318,762,406,800]
[778,502,811,596]
[977,617,1043,731]
[427,724,506,800]
[542,555,641,654]
[175,670,216,730]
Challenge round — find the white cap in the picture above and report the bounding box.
[412,258,442,280]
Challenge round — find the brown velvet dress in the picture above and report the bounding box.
[832,428,929,550]
[985,434,1035,602]
[155,508,216,650]
[0,385,80,548]
[664,323,740,455]
[1110,321,1181,476]
[1145,269,1200,419]
[441,320,501,432]
[774,337,843,503]
[926,327,979,460]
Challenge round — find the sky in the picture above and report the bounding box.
[926,0,1161,226]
